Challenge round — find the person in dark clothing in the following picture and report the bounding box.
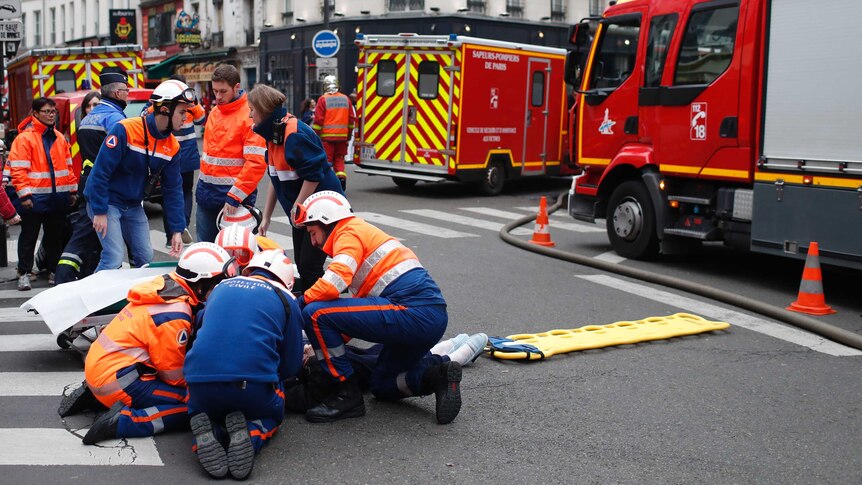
[248,84,344,292]
[299,98,315,126]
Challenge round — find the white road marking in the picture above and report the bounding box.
[0,334,57,352]
[578,274,862,357]
[507,206,605,232]
[5,237,42,266]
[357,212,479,238]
[402,209,533,236]
[149,230,172,255]
[0,288,48,299]
[0,372,84,396]
[0,307,43,322]
[0,428,163,466]
[594,251,627,264]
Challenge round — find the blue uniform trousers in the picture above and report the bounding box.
[55,205,101,285]
[302,298,447,400]
[114,369,189,438]
[187,382,284,453]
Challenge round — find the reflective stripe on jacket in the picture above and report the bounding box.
[85,274,198,402]
[312,93,356,142]
[8,116,77,213]
[197,92,267,209]
[304,217,426,302]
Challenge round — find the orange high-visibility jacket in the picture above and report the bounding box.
[85,274,199,406]
[8,116,77,205]
[199,92,267,207]
[312,92,356,142]
[303,216,423,303]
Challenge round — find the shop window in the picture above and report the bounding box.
[148,11,176,47]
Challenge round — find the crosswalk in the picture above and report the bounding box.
[0,201,604,468]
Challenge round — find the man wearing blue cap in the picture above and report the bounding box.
[55,71,131,284]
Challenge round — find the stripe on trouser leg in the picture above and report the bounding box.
[314,343,346,361]
[311,315,347,382]
[396,372,412,396]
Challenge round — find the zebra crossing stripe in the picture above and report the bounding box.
[502,207,605,233]
[0,372,84,396]
[0,429,163,465]
[0,288,48,300]
[0,334,57,352]
[357,212,479,238]
[594,251,627,264]
[0,307,43,322]
[149,230,173,256]
[401,209,534,236]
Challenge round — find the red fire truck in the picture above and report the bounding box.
[354,33,577,195]
[566,0,862,269]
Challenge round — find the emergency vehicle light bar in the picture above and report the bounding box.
[354,34,453,48]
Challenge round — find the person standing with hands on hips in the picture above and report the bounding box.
[85,80,195,270]
[248,84,344,292]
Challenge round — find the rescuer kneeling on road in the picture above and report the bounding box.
[294,191,462,424]
[59,243,237,445]
[183,250,304,480]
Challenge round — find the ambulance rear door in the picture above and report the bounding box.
[358,46,410,165]
[402,49,455,172]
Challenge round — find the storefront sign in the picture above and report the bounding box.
[175,10,202,48]
[176,62,216,83]
[110,10,137,45]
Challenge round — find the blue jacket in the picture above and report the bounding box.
[183,274,304,383]
[84,114,186,234]
[77,98,127,164]
[253,107,344,209]
[175,103,207,173]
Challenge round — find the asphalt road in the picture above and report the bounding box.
[1,167,860,484]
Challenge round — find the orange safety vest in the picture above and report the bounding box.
[312,93,355,142]
[200,92,267,203]
[304,216,424,303]
[266,115,299,182]
[84,274,198,407]
[7,116,77,199]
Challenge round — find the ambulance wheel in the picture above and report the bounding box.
[393,177,418,190]
[606,180,659,260]
[479,161,505,196]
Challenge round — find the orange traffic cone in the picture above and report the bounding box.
[787,242,835,316]
[529,196,555,247]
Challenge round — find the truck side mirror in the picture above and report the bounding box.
[569,21,590,48]
[565,51,584,88]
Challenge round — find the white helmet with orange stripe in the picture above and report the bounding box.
[243,249,295,291]
[176,242,239,283]
[215,224,258,267]
[293,190,353,226]
[217,204,263,234]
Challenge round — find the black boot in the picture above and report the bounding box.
[82,402,124,445]
[422,361,462,425]
[190,413,228,478]
[305,376,365,423]
[284,359,337,413]
[58,381,103,417]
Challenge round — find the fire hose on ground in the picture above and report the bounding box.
[499,192,862,351]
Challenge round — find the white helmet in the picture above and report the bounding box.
[151,79,196,106]
[243,249,295,290]
[294,190,353,226]
[176,242,239,283]
[217,205,262,234]
[323,75,339,94]
[215,223,258,267]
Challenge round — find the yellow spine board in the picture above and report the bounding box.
[489,313,730,360]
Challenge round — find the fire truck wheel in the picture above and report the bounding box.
[393,177,418,190]
[479,160,505,196]
[606,180,659,260]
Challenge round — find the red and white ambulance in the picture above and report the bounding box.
[354,33,577,195]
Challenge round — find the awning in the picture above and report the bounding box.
[147,49,234,79]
